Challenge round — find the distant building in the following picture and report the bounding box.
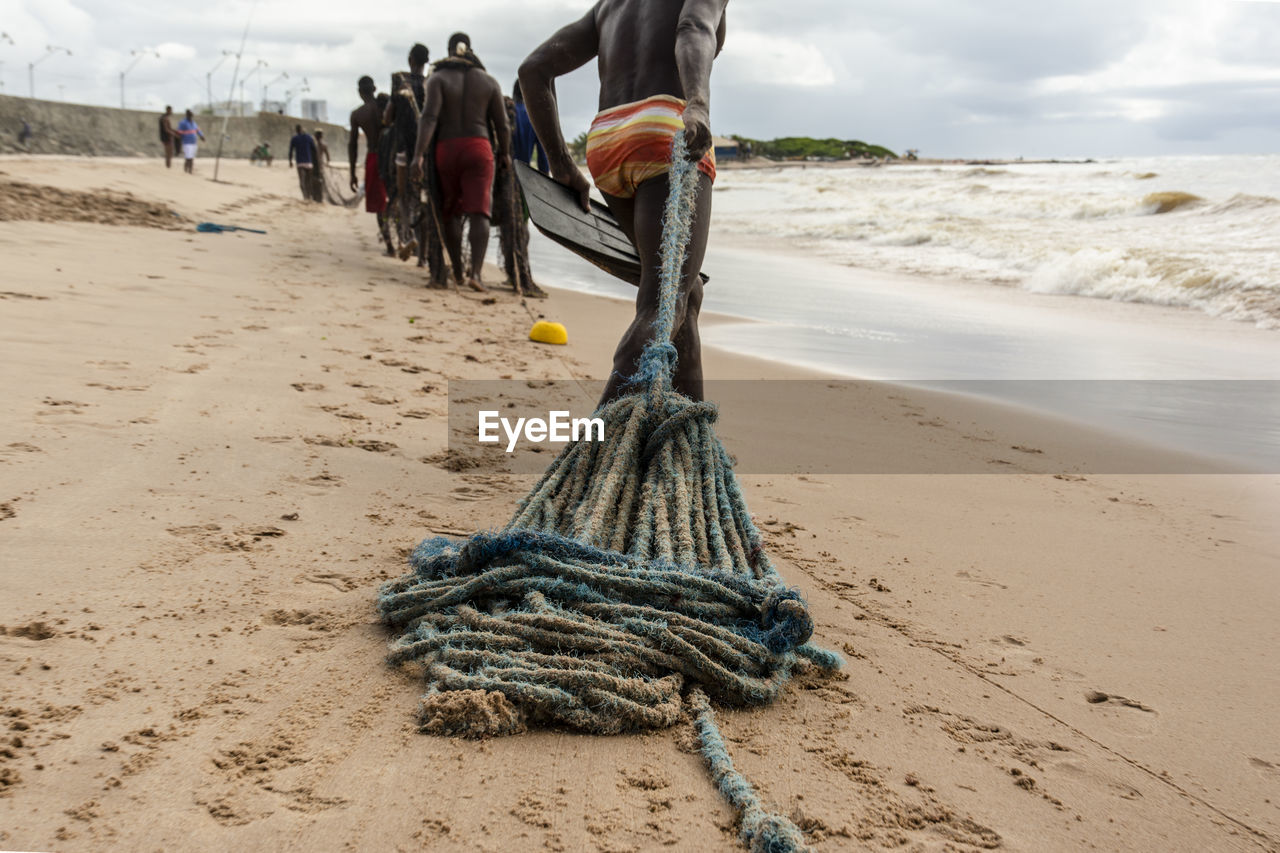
[261,99,287,115]
[712,135,739,161]
[300,99,328,123]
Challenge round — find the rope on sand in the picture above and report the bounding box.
[379,136,841,853]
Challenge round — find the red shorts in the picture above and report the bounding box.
[435,136,494,218]
[365,150,387,214]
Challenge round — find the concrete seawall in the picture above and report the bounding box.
[0,95,350,161]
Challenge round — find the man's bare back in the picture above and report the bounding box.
[593,0,726,111]
[350,102,382,153]
[427,67,504,141]
[519,0,728,403]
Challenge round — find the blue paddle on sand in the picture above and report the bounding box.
[196,222,267,234]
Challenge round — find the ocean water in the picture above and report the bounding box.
[522,157,1280,468]
[712,156,1280,330]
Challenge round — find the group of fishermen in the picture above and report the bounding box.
[348,33,543,296]
[346,0,723,407]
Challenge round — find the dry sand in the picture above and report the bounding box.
[1,156,1277,852]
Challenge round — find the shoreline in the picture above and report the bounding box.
[2,156,1277,851]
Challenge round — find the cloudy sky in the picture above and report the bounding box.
[3,0,1279,157]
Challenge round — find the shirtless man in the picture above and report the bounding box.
[158,106,178,168]
[349,76,395,256]
[411,32,511,292]
[384,49,429,265]
[519,0,725,403]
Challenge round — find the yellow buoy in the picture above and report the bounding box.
[529,320,568,345]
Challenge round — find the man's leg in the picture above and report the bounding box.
[414,194,428,268]
[396,165,417,258]
[466,213,490,287]
[297,167,309,199]
[164,140,172,168]
[598,172,712,404]
[443,215,466,285]
[376,211,395,255]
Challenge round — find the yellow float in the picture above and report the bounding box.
[529,320,568,345]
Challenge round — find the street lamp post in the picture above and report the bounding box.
[207,50,233,112]
[120,49,160,109]
[0,33,14,93]
[239,59,267,116]
[262,71,288,112]
[29,45,71,99]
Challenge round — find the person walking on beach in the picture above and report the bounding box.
[350,76,395,256]
[158,106,178,168]
[384,65,425,264]
[411,32,511,292]
[176,110,205,174]
[384,43,442,272]
[289,124,319,202]
[520,0,724,403]
[495,88,545,297]
[313,129,331,202]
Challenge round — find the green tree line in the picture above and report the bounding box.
[732,136,897,160]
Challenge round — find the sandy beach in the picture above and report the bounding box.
[1,156,1277,851]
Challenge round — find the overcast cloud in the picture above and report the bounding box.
[2,0,1278,157]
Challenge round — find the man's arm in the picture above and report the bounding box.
[518,8,599,210]
[410,75,444,182]
[486,77,511,163]
[348,111,360,191]
[675,0,728,161]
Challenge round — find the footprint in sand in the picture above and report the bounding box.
[1084,690,1159,736]
[1248,756,1280,780]
[40,398,89,414]
[300,572,358,592]
[4,442,43,455]
[85,382,148,392]
[450,485,495,503]
[284,473,344,495]
[291,382,325,392]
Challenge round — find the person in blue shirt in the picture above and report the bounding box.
[176,109,205,174]
[288,124,320,202]
[510,80,547,175]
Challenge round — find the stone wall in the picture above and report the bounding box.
[0,94,350,160]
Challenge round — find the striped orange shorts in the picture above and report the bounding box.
[585,94,716,199]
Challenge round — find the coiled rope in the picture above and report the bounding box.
[379,134,842,852]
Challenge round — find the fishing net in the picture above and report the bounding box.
[379,137,841,852]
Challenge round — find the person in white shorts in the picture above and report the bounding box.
[176,109,205,175]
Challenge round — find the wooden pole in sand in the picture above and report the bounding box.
[213,3,257,184]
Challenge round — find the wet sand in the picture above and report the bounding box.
[1,156,1277,851]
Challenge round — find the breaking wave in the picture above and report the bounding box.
[712,155,1280,329]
